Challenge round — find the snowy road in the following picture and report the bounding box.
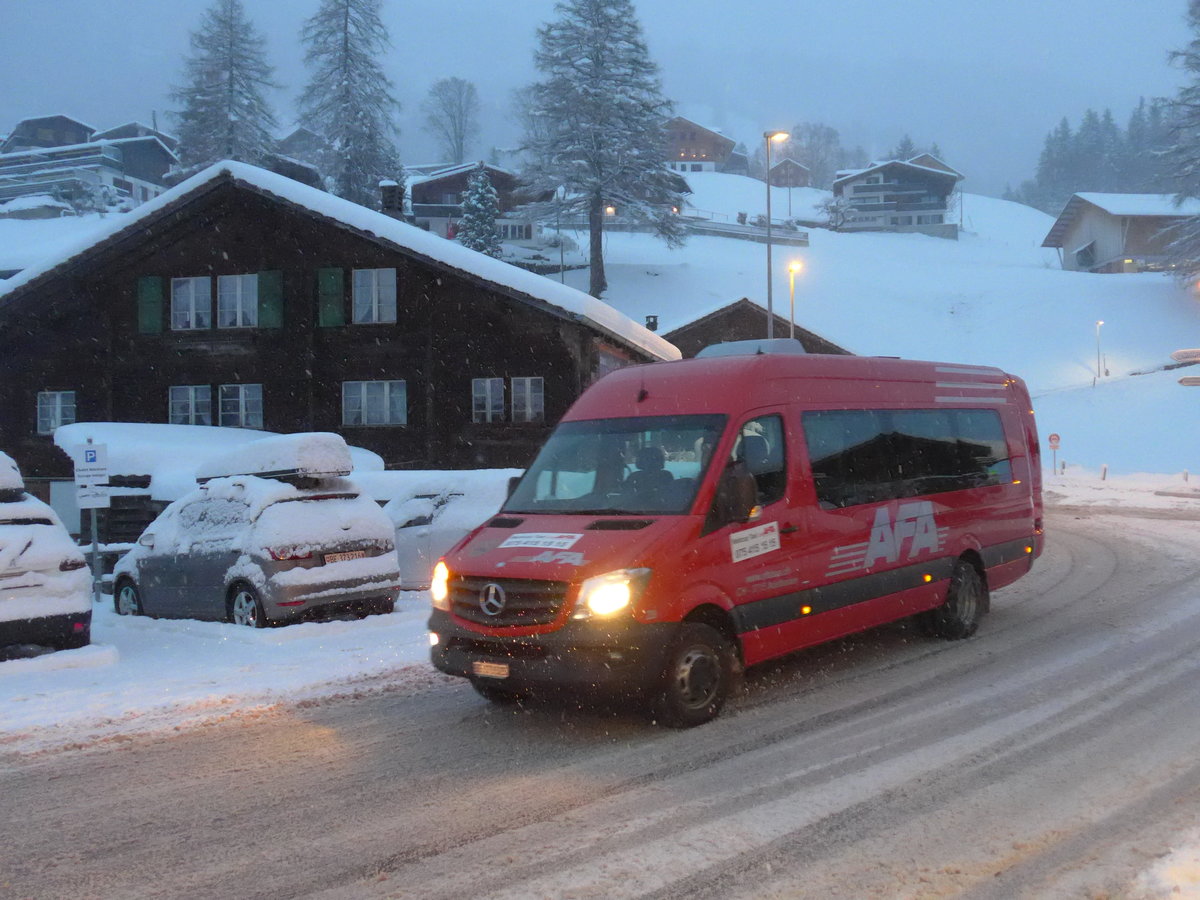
[3,508,1200,899]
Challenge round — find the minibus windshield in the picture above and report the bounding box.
[504,414,727,515]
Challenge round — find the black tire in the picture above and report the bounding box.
[228,583,268,628]
[652,623,734,728]
[114,580,143,617]
[921,559,987,640]
[470,679,528,706]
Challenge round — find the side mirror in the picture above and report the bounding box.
[138,533,155,549]
[704,461,758,533]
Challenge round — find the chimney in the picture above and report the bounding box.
[645,315,658,332]
[380,179,404,219]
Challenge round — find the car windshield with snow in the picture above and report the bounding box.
[112,434,402,627]
[0,451,92,651]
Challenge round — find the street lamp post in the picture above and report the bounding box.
[763,130,789,338]
[1095,319,1104,380]
[788,259,803,341]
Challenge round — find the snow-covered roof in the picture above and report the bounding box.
[0,135,178,164]
[5,113,97,133]
[0,193,72,214]
[405,161,518,188]
[0,160,678,361]
[197,433,353,482]
[1041,193,1200,248]
[832,158,963,187]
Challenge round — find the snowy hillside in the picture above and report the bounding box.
[561,178,1200,475]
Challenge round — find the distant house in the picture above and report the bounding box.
[1041,192,1200,273]
[91,121,179,153]
[833,157,963,238]
[769,158,810,189]
[661,298,851,358]
[0,161,677,481]
[0,135,177,210]
[0,115,96,153]
[407,162,541,241]
[665,117,742,174]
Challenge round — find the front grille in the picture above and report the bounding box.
[449,576,569,627]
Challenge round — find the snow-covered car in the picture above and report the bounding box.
[112,434,402,627]
[0,451,91,650]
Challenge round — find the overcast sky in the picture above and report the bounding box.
[0,0,1189,196]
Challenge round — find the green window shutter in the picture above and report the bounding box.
[136,276,163,334]
[317,267,344,327]
[257,270,283,328]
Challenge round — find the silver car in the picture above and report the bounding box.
[113,473,402,627]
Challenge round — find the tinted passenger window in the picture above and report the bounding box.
[803,408,1011,509]
[730,415,786,506]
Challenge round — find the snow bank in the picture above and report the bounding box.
[197,432,353,481]
[55,423,383,501]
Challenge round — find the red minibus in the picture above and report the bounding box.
[429,342,1044,726]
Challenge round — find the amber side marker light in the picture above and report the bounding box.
[1025,546,1034,554]
[922,574,933,583]
[801,605,812,615]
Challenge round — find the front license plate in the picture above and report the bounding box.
[472,660,510,679]
[325,550,367,564]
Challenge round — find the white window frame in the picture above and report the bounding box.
[472,377,505,424]
[352,268,397,324]
[168,385,212,426]
[342,380,407,426]
[218,384,263,429]
[171,276,211,330]
[217,274,259,328]
[511,377,545,424]
[37,390,75,435]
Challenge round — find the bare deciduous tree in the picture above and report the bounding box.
[421,77,480,165]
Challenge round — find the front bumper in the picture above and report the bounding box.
[428,609,680,695]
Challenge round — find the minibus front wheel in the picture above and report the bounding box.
[652,623,734,728]
[471,679,529,706]
[921,558,987,640]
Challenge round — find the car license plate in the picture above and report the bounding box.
[472,661,509,679]
[325,550,367,564]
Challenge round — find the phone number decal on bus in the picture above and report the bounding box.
[730,521,780,563]
[499,532,584,550]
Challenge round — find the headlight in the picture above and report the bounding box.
[430,560,451,611]
[573,568,651,620]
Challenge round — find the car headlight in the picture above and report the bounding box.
[572,568,651,620]
[430,560,451,611]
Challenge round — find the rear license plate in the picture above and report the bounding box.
[325,550,368,564]
[472,661,510,679]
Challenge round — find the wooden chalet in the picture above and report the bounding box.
[662,298,851,358]
[665,117,737,174]
[769,158,810,189]
[0,161,678,481]
[833,158,962,238]
[408,162,540,240]
[1041,192,1200,273]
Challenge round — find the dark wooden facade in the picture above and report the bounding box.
[0,169,666,479]
[769,158,811,188]
[665,117,736,169]
[663,298,851,359]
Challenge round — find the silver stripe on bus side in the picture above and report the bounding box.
[934,396,1009,404]
[935,365,998,375]
[935,381,1007,390]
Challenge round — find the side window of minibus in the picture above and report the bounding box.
[730,415,786,506]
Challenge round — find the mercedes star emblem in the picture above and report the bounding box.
[479,582,507,616]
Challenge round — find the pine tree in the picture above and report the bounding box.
[457,163,503,257]
[1166,0,1200,276]
[299,0,402,207]
[521,0,685,298]
[421,77,480,165]
[171,0,280,168]
[890,134,917,160]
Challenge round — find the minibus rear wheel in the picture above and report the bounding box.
[921,559,986,640]
[653,623,732,728]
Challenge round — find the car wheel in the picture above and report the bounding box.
[470,679,528,706]
[920,559,987,640]
[652,623,733,728]
[228,584,268,628]
[115,581,143,616]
